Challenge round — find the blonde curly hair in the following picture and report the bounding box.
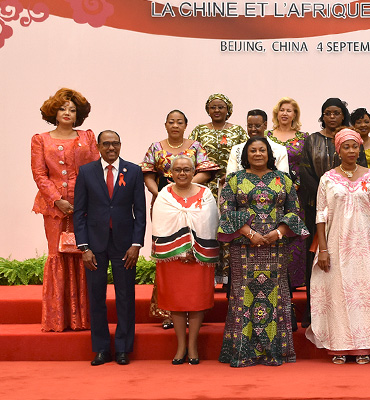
[272,97,301,131]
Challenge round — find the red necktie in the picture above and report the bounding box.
[107,165,114,198]
[107,165,114,228]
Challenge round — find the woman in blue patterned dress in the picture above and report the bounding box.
[218,137,309,367]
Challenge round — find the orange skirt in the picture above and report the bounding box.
[156,259,215,312]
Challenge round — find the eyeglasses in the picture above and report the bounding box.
[209,106,226,111]
[101,141,121,148]
[172,168,193,174]
[247,124,263,129]
[323,111,342,117]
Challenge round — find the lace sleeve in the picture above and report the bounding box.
[316,175,328,224]
[31,134,62,207]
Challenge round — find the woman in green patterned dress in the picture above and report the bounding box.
[189,94,247,284]
[218,137,309,367]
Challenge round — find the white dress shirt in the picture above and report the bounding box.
[226,137,289,176]
[101,158,120,184]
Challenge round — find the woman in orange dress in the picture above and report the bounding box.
[151,155,219,364]
[31,88,99,332]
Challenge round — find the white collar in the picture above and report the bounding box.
[101,157,120,171]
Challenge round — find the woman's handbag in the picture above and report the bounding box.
[58,216,81,254]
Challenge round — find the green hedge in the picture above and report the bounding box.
[0,255,156,285]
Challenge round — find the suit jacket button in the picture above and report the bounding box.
[62,182,67,187]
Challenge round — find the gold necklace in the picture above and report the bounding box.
[340,164,358,178]
[166,139,184,149]
[211,122,227,131]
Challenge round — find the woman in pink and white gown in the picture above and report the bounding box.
[306,128,370,365]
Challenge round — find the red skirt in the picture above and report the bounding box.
[156,259,215,312]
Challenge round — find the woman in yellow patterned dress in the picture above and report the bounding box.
[189,94,247,284]
[189,94,247,199]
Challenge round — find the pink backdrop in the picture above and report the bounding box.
[1,0,369,259]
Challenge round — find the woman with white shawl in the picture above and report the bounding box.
[152,155,219,365]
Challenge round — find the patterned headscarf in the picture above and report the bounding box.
[335,128,363,153]
[205,94,233,120]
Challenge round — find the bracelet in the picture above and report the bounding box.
[319,249,328,253]
[248,229,255,239]
[276,229,283,240]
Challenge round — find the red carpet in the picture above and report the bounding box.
[1,360,369,400]
[1,285,367,400]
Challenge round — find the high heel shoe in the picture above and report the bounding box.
[172,349,188,365]
[332,355,346,364]
[162,319,174,330]
[188,357,199,365]
[356,355,370,364]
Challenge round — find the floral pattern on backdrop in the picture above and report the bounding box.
[0,0,49,48]
[65,0,113,28]
[1,0,368,49]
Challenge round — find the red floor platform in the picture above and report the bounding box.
[0,285,326,361]
[2,285,368,400]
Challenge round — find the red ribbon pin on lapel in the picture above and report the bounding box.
[275,177,282,186]
[119,173,126,186]
[362,181,368,192]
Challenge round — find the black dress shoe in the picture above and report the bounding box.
[162,320,174,330]
[115,352,130,365]
[188,358,200,365]
[91,351,112,366]
[172,349,188,365]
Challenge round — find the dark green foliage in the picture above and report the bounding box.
[135,256,156,285]
[0,255,46,285]
[0,255,156,285]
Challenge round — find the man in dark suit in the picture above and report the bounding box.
[74,130,146,366]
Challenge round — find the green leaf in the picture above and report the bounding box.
[0,255,156,285]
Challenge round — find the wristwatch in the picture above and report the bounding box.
[276,229,283,240]
[77,245,90,253]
